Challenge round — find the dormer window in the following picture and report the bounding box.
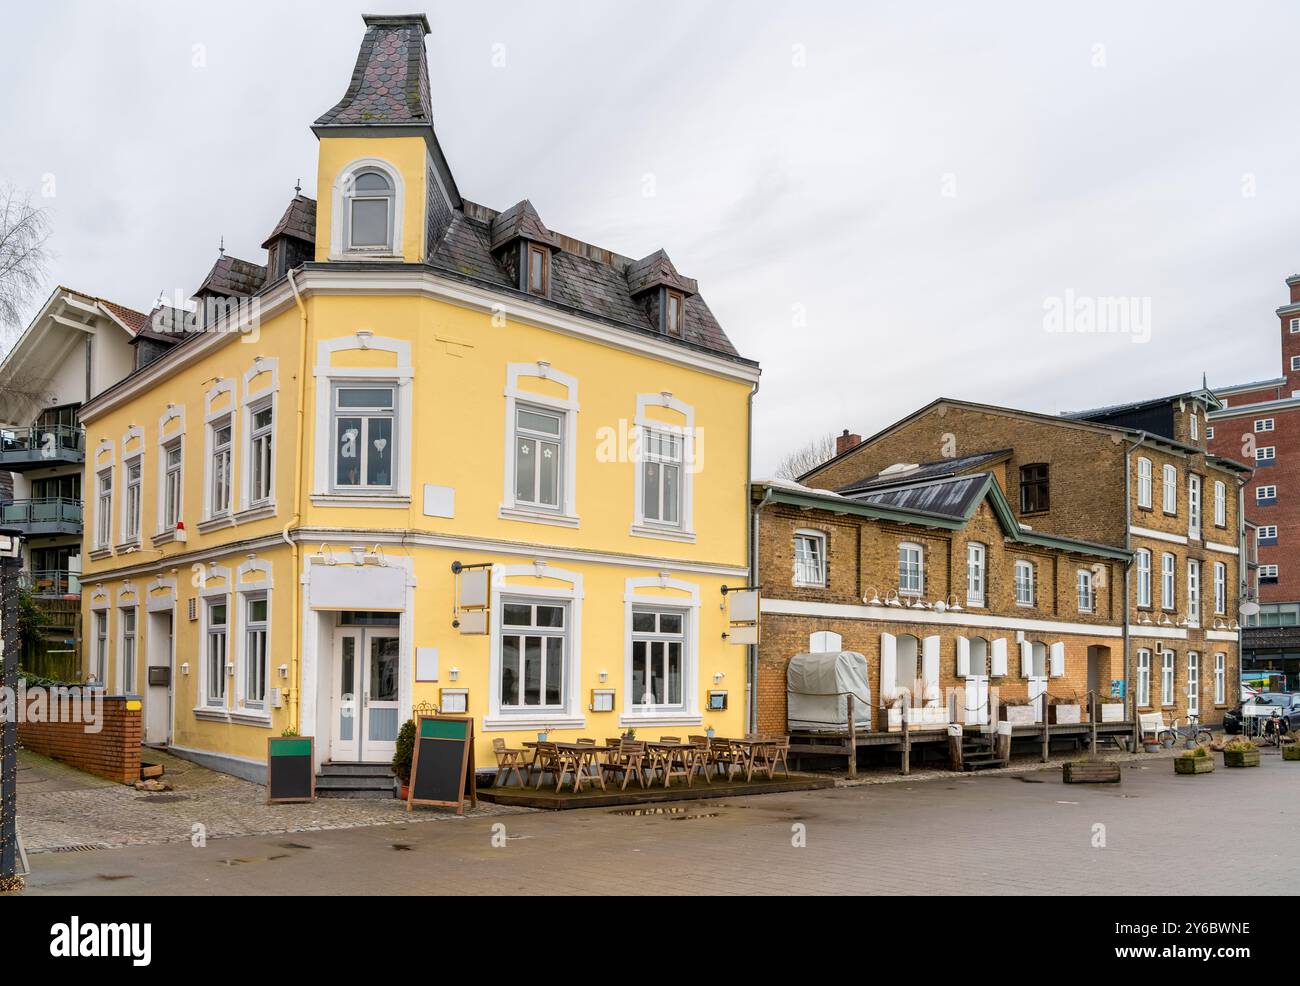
[665,290,684,337]
[346,170,394,251]
[527,243,549,297]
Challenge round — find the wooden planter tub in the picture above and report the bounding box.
[1062,761,1121,784]
[1223,748,1261,768]
[1175,756,1214,774]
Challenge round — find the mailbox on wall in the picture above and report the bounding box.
[148,667,171,687]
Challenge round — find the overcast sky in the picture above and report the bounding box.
[3,1,1299,473]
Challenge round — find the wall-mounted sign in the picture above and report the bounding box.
[723,586,760,645]
[452,561,490,635]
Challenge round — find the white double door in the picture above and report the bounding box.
[964,676,990,725]
[329,626,400,763]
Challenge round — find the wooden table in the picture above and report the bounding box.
[730,737,779,782]
[645,741,696,788]
[523,742,610,792]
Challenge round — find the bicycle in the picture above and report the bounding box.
[1158,714,1213,748]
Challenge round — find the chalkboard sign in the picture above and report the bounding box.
[406,716,476,814]
[266,736,316,804]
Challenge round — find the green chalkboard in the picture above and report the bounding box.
[267,736,315,804]
[407,716,476,814]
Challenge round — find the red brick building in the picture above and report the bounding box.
[1209,272,1300,685]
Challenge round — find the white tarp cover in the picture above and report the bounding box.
[786,651,872,731]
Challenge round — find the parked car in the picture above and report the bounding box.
[1224,692,1300,734]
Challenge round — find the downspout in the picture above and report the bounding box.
[744,375,761,735]
[1123,433,1147,749]
[285,268,310,732]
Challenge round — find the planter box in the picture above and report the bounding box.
[886,706,950,731]
[1099,703,1125,723]
[1283,745,1300,762]
[1050,704,1082,725]
[139,762,164,780]
[1063,761,1121,783]
[1175,755,1215,774]
[1000,705,1037,727]
[1224,748,1261,768]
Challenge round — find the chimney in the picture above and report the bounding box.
[836,429,862,456]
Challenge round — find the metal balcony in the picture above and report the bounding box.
[0,497,83,535]
[0,423,85,471]
[19,569,81,597]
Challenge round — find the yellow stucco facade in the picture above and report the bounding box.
[78,129,759,779]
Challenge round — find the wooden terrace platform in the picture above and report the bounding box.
[477,772,833,810]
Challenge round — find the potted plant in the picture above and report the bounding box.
[1048,694,1082,725]
[1283,739,1300,762]
[1174,745,1214,774]
[537,727,551,742]
[1222,738,1261,768]
[392,719,416,799]
[622,727,636,740]
[999,697,1037,727]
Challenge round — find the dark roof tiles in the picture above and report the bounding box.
[195,255,267,298]
[261,195,317,248]
[314,15,434,127]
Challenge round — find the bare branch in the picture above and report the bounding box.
[774,431,839,480]
[0,184,52,335]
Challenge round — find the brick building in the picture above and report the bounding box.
[753,472,1129,739]
[1209,272,1300,687]
[795,394,1250,729]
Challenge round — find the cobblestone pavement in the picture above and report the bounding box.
[15,748,527,853]
[21,747,1300,895]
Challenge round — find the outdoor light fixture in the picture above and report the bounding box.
[449,667,460,681]
[863,586,882,605]
[598,669,608,682]
[713,671,725,684]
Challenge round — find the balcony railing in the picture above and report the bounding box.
[0,497,83,534]
[0,423,86,471]
[20,569,81,597]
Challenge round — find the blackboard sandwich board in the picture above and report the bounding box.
[407,715,477,814]
[267,736,316,804]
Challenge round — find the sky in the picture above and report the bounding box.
[2,1,1298,474]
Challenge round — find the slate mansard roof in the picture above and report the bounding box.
[313,14,434,128]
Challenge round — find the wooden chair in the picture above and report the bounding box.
[709,736,741,781]
[686,735,714,784]
[601,740,647,790]
[531,742,564,789]
[647,736,682,781]
[491,737,529,787]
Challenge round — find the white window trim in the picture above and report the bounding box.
[1214,652,1226,705]
[1136,457,1152,509]
[1161,552,1175,610]
[1187,473,1201,539]
[1162,463,1177,514]
[1255,418,1275,432]
[1187,559,1200,627]
[1292,356,1300,372]
[328,157,405,260]
[94,463,114,553]
[1256,446,1276,462]
[620,575,702,727]
[1213,561,1227,615]
[312,334,413,502]
[202,377,235,524]
[1259,525,1278,539]
[1260,564,1279,578]
[1136,549,1152,608]
[115,583,138,695]
[899,541,924,596]
[1136,649,1152,707]
[966,542,986,607]
[240,357,279,518]
[1257,485,1278,500]
[630,391,696,542]
[485,562,584,730]
[91,609,109,686]
[196,564,231,714]
[793,528,827,588]
[1076,569,1094,613]
[500,362,579,525]
[1015,559,1035,607]
[1161,649,1175,706]
[234,557,273,719]
[117,425,143,547]
[1214,480,1227,527]
[154,404,186,539]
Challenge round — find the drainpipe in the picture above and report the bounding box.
[1123,433,1147,749]
[744,375,761,735]
[285,268,310,732]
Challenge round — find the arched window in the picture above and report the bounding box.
[346,170,394,251]
[967,636,989,677]
[898,542,924,596]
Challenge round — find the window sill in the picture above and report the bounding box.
[151,529,184,546]
[327,251,403,262]
[197,514,235,534]
[113,540,141,553]
[89,547,114,561]
[793,580,827,590]
[312,494,410,509]
[483,714,586,732]
[234,502,277,523]
[498,505,580,528]
[618,712,703,728]
[192,706,272,727]
[629,523,696,544]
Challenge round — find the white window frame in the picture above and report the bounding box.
[154,404,185,538]
[1136,549,1152,608]
[621,575,701,727]
[1261,563,1280,579]
[1162,463,1177,513]
[898,542,924,596]
[121,455,142,544]
[966,542,986,607]
[1076,569,1095,613]
[329,381,397,492]
[793,529,827,588]
[95,466,113,550]
[1161,649,1174,706]
[1136,649,1151,707]
[312,334,413,504]
[328,157,405,260]
[629,607,689,713]
[92,609,108,685]
[1014,559,1035,607]
[119,604,137,695]
[1292,356,1300,372]
[1214,480,1226,527]
[1161,552,1175,610]
[240,358,279,515]
[1187,559,1200,626]
[198,566,231,711]
[631,392,696,540]
[1206,426,1214,439]
[1190,412,1199,441]
[1214,653,1226,705]
[1136,457,1152,508]
[1256,446,1276,463]
[1187,473,1201,538]
[204,598,228,709]
[1213,561,1227,615]
[500,362,579,525]
[1255,418,1275,432]
[1291,317,1300,333]
[161,438,183,532]
[1257,485,1278,501]
[206,413,233,519]
[1259,525,1278,540]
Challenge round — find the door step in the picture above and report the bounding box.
[316,762,397,799]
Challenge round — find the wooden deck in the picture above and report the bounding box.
[477,773,833,810]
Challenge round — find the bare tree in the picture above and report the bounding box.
[0,184,52,335]
[774,431,839,480]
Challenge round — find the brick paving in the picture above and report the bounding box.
[14,748,526,853]
[20,746,1300,895]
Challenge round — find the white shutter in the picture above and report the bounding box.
[1020,640,1033,677]
[1049,641,1066,678]
[880,633,897,702]
[809,630,843,653]
[922,635,941,702]
[991,638,1008,676]
[956,636,970,678]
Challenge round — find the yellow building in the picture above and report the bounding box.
[77,14,759,786]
